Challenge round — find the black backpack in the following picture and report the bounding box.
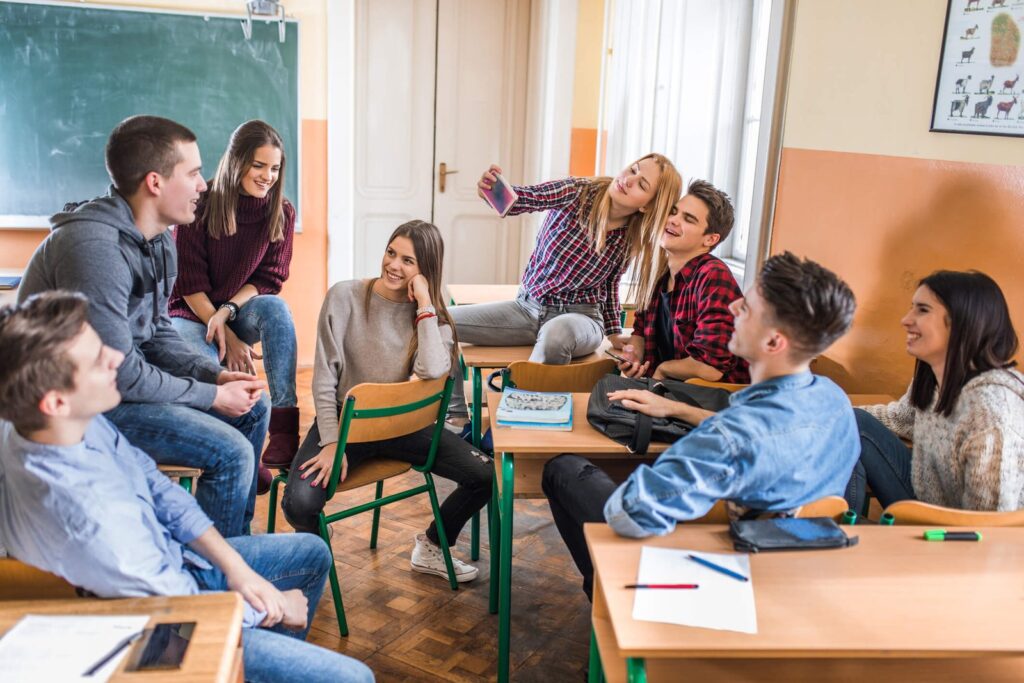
[586,374,732,454]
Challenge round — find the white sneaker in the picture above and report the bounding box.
[410,533,479,583]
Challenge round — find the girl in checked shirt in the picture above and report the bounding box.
[447,155,681,422]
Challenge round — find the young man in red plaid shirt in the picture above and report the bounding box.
[613,179,749,384]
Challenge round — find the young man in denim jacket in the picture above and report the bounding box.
[542,253,860,599]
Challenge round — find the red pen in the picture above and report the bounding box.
[624,583,699,589]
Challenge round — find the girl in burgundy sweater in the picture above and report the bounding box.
[169,120,298,491]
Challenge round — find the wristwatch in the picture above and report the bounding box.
[219,301,239,321]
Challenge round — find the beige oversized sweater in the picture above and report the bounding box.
[313,279,454,446]
[865,368,1024,511]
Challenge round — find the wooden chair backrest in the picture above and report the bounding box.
[883,500,1024,526]
[685,378,748,393]
[0,559,77,600]
[691,495,851,524]
[506,359,616,393]
[342,376,448,444]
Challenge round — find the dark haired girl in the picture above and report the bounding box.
[844,270,1024,514]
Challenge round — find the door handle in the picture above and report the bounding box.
[439,162,458,193]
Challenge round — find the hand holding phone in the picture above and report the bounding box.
[478,164,518,217]
[607,346,649,378]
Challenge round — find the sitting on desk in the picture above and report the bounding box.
[613,179,749,384]
[18,115,268,539]
[0,292,373,683]
[542,253,859,599]
[844,270,1024,515]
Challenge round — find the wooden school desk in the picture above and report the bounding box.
[585,523,1024,682]
[0,593,245,682]
[446,283,520,306]
[487,392,668,683]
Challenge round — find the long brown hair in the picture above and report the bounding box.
[204,120,287,242]
[364,220,460,374]
[578,153,681,312]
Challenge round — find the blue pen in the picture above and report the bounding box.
[687,554,749,582]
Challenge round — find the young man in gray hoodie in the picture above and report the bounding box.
[18,116,269,538]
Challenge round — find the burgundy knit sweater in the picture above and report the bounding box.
[168,192,295,323]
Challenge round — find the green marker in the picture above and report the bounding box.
[879,512,895,526]
[841,510,857,526]
[923,529,982,541]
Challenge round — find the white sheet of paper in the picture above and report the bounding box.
[0,614,150,682]
[631,546,757,634]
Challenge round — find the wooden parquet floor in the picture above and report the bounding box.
[252,368,593,681]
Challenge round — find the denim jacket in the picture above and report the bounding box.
[604,371,860,537]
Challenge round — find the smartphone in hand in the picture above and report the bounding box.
[481,172,519,217]
[604,348,629,364]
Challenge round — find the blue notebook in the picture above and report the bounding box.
[0,276,21,290]
[494,388,573,427]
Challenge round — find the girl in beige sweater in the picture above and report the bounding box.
[844,271,1023,515]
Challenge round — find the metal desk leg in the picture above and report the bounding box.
[497,451,515,683]
[472,367,483,449]
[488,478,499,614]
[588,628,605,683]
[626,657,647,683]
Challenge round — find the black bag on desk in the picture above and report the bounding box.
[729,517,859,553]
[586,374,731,454]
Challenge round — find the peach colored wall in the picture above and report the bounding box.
[772,0,1024,395]
[0,0,328,365]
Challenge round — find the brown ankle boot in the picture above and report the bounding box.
[262,406,299,468]
[256,463,274,495]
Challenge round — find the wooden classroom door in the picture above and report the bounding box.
[353,0,530,284]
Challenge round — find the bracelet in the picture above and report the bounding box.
[414,311,437,325]
[219,301,239,322]
[416,305,436,316]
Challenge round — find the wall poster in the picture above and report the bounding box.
[931,0,1024,137]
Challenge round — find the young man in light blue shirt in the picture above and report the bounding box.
[0,292,372,683]
[542,253,861,599]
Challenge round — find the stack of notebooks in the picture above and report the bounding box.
[494,388,573,431]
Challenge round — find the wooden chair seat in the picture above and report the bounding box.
[336,458,412,493]
[157,464,203,479]
[883,500,1024,526]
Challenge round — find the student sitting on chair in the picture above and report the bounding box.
[18,115,268,539]
[843,270,1024,516]
[0,292,373,683]
[281,220,492,583]
[542,253,859,599]
[613,179,749,384]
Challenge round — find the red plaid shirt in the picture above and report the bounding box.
[511,178,626,334]
[632,253,749,383]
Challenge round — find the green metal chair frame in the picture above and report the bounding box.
[266,376,461,636]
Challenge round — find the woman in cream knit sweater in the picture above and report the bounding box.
[844,270,1023,515]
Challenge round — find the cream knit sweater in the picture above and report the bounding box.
[865,368,1024,511]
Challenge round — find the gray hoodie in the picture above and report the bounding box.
[18,188,221,409]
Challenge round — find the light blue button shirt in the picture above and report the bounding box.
[604,371,860,537]
[0,416,265,626]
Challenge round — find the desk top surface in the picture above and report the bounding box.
[488,392,670,456]
[447,283,520,306]
[585,523,1024,658]
[0,593,244,681]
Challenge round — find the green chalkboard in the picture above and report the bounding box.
[0,2,300,222]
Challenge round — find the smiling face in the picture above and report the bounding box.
[153,140,207,225]
[378,235,421,297]
[239,144,282,198]
[61,323,125,420]
[660,194,720,256]
[608,156,662,213]
[902,285,951,368]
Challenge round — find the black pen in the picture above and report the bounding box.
[83,630,143,676]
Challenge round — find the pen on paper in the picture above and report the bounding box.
[687,554,749,582]
[83,630,142,676]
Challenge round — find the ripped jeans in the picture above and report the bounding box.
[541,454,620,601]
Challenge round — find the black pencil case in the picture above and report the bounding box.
[729,517,859,553]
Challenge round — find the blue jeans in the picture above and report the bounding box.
[187,535,374,683]
[172,295,298,408]
[105,396,270,538]
[843,408,916,516]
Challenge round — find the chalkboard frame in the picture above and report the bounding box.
[0,0,302,231]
